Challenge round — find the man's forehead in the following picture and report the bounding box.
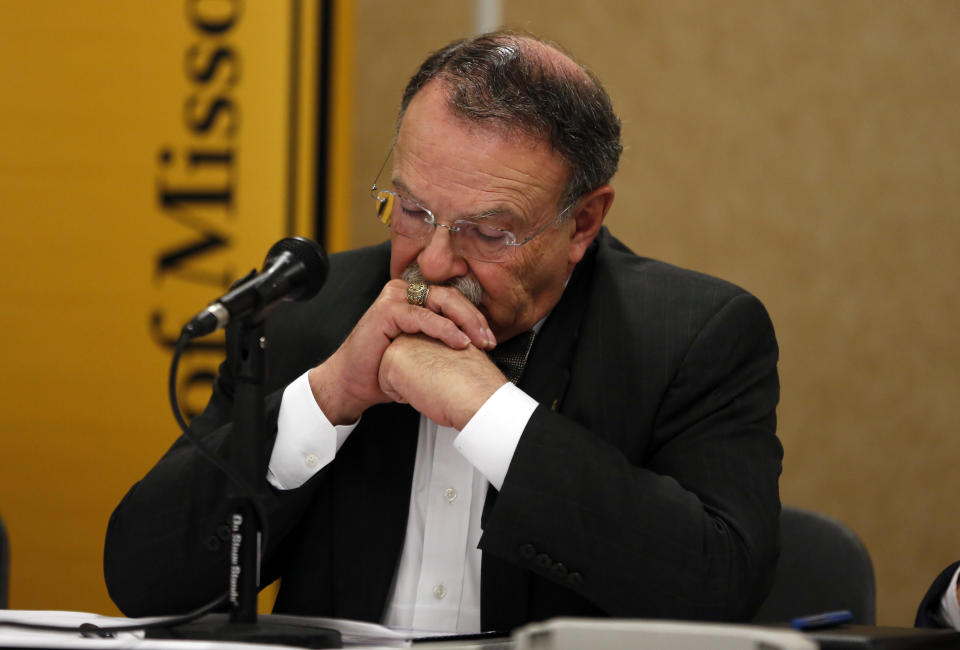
[393,128,553,179]
[396,79,556,159]
[390,81,569,215]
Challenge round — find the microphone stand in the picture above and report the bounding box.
[150,314,340,648]
[228,315,265,624]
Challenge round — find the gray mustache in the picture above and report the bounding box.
[401,263,484,306]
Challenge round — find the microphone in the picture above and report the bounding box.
[182,237,329,339]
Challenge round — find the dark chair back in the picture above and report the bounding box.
[753,506,875,624]
[0,514,8,608]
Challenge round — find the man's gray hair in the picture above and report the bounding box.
[398,31,623,209]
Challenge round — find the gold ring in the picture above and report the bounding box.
[406,281,430,306]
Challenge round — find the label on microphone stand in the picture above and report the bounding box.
[229,513,243,606]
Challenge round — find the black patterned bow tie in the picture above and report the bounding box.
[488,330,536,384]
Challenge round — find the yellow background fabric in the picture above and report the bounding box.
[0,0,347,614]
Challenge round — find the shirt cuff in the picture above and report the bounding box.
[267,370,358,490]
[939,565,960,630]
[454,382,538,491]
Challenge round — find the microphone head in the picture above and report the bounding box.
[265,237,329,301]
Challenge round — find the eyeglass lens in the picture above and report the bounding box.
[374,189,513,261]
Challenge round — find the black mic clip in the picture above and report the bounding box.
[181,237,329,340]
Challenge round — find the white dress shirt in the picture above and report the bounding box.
[267,372,539,633]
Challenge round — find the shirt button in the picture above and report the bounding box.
[304,453,319,468]
[551,562,569,579]
[432,583,447,600]
[443,487,458,503]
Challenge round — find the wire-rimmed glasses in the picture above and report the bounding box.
[370,148,573,263]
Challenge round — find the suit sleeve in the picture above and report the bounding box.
[103,353,327,617]
[103,245,388,617]
[477,291,782,622]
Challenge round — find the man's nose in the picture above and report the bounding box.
[417,225,469,282]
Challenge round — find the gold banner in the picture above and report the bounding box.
[0,0,336,614]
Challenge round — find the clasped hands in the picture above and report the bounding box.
[308,279,508,430]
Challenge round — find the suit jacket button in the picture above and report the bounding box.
[519,543,537,559]
[551,562,568,579]
[567,571,584,586]
[535,553,552,569]
[216,524,231,541]
[204,535,221,551]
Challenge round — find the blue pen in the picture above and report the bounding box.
[790,609,854,630]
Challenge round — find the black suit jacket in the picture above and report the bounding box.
[916,562,960,628]
[105,228,782,629]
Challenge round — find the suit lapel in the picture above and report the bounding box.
[479,239,598,631]
[323,238,603,629]
[331,403,420,621]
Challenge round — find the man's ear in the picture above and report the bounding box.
[567,185,615,266]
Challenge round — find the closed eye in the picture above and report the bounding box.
[395,195,432,222]
[459,221,512,243]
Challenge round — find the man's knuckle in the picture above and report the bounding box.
[414,307,436,326]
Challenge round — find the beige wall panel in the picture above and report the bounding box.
[505,0,960,627]
[349,0,472,246]
[349,0,960,626]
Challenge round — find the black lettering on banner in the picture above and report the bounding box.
[187,0,243,35]
[181,368,220,419]
[157,231,229,274]
[183,95,238,135]
[157,146,235,210]
[184,44,239,85]
[152,1,242,413]
[152,188,234,284]
[189,149,234,165]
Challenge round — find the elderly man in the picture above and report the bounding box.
[105,31,782,633]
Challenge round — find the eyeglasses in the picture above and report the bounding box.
[370,148,574,263]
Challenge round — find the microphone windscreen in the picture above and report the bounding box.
[266,237,329,301]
